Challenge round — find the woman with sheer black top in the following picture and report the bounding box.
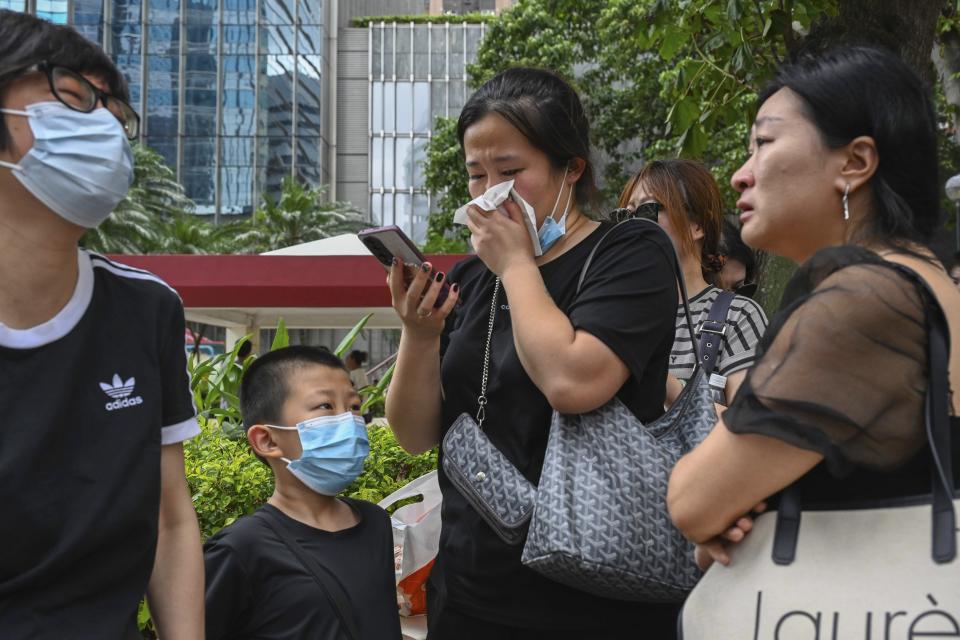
[667,46,960,569]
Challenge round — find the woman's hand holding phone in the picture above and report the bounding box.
[387,258,459,337]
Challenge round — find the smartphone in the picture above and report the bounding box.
[358,225,450,307]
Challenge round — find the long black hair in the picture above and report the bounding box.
[759,46,940,247]
[456,67,598,208]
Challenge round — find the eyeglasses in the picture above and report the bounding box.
[611,201,664,223]
[2,62,140,140]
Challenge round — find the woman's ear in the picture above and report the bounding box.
[690,222,705,243]
[834,135,878,194]
[566,157,587,184]
[247,425,285,459]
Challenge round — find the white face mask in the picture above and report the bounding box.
[0,101,134,228]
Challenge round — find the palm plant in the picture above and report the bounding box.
[232,176,368,253]
[82,144,196,254]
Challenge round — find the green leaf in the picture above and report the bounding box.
[334,312,374,358]
[678,122,708,157]
[658,25,687,61]
[271,318,289,351]
[361,362,395,413]
[703,3,724,24]
[374,362,396,391]
[726,0,742,22]
[731,45,747,73]
[668,96,700,135]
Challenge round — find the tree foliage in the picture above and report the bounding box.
[423,117,472,252]
[423,0,673,249]
[422,0,960,311]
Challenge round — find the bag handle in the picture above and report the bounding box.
[772,264,956,565]
[254,508,361,640]
[577,216,702,365]
[474,277,501,428]
[697,290,736,377]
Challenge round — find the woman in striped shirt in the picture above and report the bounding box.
[618,159,768,405]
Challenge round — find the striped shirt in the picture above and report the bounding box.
[670,286,768,399]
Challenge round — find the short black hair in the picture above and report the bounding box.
[348,350,368,366]
[759,46,939,246]
[0,11,129,151]
[457,67,598,208]
[240,346,349,430]
[720,219,757,283]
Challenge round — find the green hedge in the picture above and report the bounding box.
[187,417,437,541]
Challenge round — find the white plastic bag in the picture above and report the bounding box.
[378,470,442,617]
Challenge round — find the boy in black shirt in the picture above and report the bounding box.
[204,346,401,640]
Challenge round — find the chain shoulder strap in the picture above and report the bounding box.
[476,276,501,429]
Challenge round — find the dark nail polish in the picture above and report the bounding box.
[451,283,459,293]
[435,271,445,282]
[421,262,431,272]
[392,256,400,266]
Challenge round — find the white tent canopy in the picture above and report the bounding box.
[262,233,373,256]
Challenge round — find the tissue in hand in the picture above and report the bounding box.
[452,180,542,257]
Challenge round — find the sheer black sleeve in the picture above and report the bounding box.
[724,247,928,477]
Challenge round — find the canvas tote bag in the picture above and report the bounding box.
[680,266,959,639]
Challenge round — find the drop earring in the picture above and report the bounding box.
[842,184,851,221]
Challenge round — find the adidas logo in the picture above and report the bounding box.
[100,374,144,411]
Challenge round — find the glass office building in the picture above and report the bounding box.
[6,0,328,218]
[368,21,485,242]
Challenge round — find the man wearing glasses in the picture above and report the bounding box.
[0,11,203,639]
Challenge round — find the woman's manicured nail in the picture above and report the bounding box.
[451,283,459,293]
[421,262,431,272]
[435,271,445,282]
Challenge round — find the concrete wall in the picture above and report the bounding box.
[336,28,372,215]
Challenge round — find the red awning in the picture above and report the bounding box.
[108,254,468,309]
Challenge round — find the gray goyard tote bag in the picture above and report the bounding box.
[520,217,723,602]
[680,265,959,638]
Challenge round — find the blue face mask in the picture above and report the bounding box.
[268,412,370,496]
[0,101,134,228]
[537,166,574,253]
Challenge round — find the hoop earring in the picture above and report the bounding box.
[842,183,851,221]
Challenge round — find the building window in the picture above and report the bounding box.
[12,0,328,220]
[369,22,485,244]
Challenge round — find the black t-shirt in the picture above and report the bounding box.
[434,221,679,630]
[0,250,199,638]
[204,501,402,640]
